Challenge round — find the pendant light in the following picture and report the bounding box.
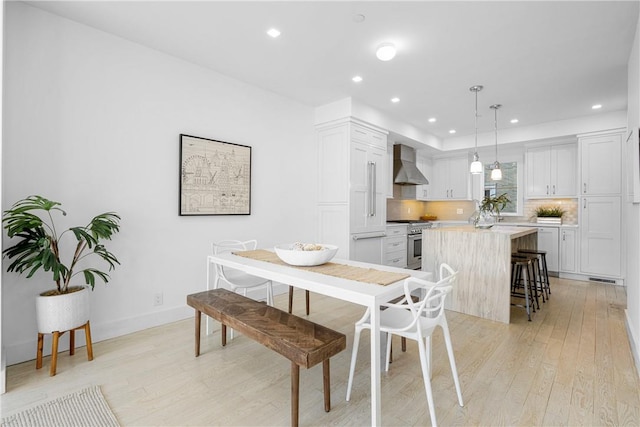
[469,85,483,174]
[490,104,502,181]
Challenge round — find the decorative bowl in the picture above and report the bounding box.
[274,243,338,266]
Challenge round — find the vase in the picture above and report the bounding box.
[471,210,496,229]
[36,286,90,333]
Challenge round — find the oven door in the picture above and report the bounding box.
[407,233,422,270]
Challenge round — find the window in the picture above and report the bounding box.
[484,161,519,215]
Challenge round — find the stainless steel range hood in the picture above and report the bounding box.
[393,144,429,185]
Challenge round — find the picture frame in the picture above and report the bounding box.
[179,134,251,215]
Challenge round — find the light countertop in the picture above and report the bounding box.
[425,224,538,239]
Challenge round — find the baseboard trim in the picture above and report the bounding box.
[625,309,640,379]
[6,283,293,366]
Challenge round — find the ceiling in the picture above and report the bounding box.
[25,1,639,144]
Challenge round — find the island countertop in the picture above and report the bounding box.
[422,225,538,323]
[432,225,538,240]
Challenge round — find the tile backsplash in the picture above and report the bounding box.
[387,198,578,225]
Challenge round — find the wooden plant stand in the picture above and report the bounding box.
[36,320,94,376]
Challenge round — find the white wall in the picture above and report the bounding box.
[1,2,317,365]
[626,9,640,373]
[1,0,6,393]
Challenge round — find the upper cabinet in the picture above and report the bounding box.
[525,143,577,198]
[416,151,431,201]
[429,156,470,200]
[580,132,622,196]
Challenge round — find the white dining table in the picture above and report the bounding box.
[206,251,431,427]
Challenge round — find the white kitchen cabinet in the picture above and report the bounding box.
[316,119,388,263]
[537,226,559,273]
[350,141,387,234]
[429,156,469,200]
[416,151,431,201]
[560,227,578,273]
[351,232,384,265]
[384,224,407,268]
[580,196,621,278]
[580,132,622,196]
[526,143,577,198]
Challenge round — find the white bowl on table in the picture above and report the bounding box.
[274,243,338,266]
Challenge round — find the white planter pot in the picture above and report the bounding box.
[36,286,90,333]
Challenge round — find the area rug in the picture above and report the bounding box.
[1,385,119,427]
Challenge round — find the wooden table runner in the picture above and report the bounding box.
[233,249,409,286]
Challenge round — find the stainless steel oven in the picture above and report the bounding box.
[407,232,423,270]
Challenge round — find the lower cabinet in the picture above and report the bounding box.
[350,234,384,265]
[580,196,622,278]
[537,227,559,273]
[559,227,578,273]
[384,225,407,268]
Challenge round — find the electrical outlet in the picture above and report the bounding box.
[456,208,464,215]
[153,293,163,306]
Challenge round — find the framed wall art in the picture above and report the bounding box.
[179,134,251,215]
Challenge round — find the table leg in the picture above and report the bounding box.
[370,302,381,426]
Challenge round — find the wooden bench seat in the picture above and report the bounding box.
[186,289,346,427]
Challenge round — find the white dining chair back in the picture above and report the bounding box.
[211,239,274,306]
[345,263,463,427]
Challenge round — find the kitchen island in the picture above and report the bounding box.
[422,225,538,323]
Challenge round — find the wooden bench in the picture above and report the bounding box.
[187,289,346,427]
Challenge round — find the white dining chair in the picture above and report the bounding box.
[212,239,274,306]
[345,263,464,427]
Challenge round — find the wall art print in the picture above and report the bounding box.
[179,134,251,215]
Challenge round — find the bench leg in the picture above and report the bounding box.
[305,290,310,316]
[323,359,331,412]
[194,310,201,357]
[221,324,227,347]
[291,362,299,427]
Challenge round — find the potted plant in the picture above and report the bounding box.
[2,195,121,334]
[535,205,565,224]
[471,193,511,228]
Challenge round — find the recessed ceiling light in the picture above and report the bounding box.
[376,43,396,61]
[353,14,366,23]
[267,28,281,38]
[352,75,363,83]
[391,97,400,103]
[592,104,602,110]
[449,129,456,134]
[428,117,437,123]
[510,118,519,124]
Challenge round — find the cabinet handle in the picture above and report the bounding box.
[583,183,587,193]
[372,161,377,216]
[367,161,376,217]
[450,189,453,198]
[353,232,386,241]
[562,231,566,241]
[583,199,587,209]
[546,185,549,195]
[552,185,556,195]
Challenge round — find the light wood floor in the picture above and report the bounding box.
[2,277,639,426]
